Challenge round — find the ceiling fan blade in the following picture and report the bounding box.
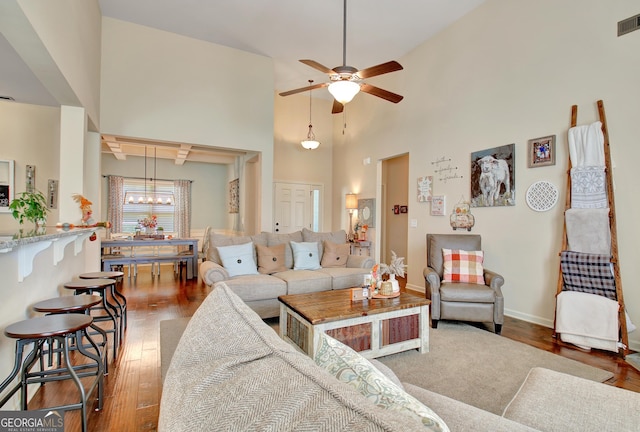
[356,61,403,79]
[299,59,337,75]
[360,84,404,103]
[279,82,328,97]
[332,99,344,114]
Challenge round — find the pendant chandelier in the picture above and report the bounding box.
[123,146,175,205]
[301,80,320,150]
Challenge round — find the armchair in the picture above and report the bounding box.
[423,234,505,334]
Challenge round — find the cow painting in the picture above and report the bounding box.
[470,144,515,207]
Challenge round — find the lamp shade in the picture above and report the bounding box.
[301,139,320,150]
[345,193,358,210]
[328,81,360,104]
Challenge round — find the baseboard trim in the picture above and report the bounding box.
[504,308,554,329]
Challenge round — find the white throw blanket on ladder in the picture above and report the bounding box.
[556,290,619,352]
[568,121,605,167]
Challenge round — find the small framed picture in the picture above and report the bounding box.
[393,205,400,215]
[527,135,556,168]
[431,195,445,216]
[417,176,433,202]
[400,205,408,213]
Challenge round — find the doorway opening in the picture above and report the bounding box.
[380,154,409,267]
[273,182,323,234]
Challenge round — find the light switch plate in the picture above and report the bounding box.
[410,218,418,228]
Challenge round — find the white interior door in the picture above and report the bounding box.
[274,182,311,234]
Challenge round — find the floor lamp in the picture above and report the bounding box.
[346,193,358,242]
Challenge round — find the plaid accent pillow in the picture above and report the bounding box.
[442,248,485,284]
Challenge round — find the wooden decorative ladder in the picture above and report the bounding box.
[555,100,629,357]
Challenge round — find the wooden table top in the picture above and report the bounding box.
[278,289,430,325]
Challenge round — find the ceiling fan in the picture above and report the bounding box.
[278,0,404,114]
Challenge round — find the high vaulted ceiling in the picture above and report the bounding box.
[1,0,486,164]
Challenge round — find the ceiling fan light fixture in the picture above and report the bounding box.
[328,80,360,104]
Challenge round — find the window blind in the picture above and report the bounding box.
[122,178,175,233]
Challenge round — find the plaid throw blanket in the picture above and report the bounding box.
[560,251,616,300]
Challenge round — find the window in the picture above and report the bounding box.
[122,178,175,233]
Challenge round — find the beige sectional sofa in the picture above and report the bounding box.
[199,228,374,318]
[161,283,640,432]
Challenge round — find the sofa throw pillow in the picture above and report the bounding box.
[314,333,449,432]
[320,240,350,268]
[267,231,303,269]
[290,241,321,270]
[255,243,287,274]
[442,248,485,284]
[216,242,259,277]
[302,227,347,260]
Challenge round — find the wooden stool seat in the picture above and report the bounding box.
[0,314,104,432]
[79,271,128,336]
[33,295,109,375]
[64,279,116,290]
[79,271,124,279]
[33,295,103,313]
[5,314,93,339]
[64,279,120,360]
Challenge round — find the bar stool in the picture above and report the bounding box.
[0,314,104,432]
[63,279,120,360]
[32,295,109,375]
[79,271,127,337]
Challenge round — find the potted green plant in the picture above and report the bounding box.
[9,190,50,227]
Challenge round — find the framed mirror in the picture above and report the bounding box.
[357,198,375,227]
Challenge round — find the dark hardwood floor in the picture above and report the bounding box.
[26,268,639,431]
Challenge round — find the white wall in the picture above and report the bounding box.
[330,0,640,349]
[2,0,102,129]
[273,93,334,230]
[100,17,275,231]
[0,101,60,231]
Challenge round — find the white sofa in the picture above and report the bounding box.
[199,228,374,318]
[161,283,640,432]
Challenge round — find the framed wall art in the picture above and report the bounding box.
[358,198,375,227]
[470,143,515,207]
[229,178,239,213]
[0,160,14,213]
[431,195,445,216]
[527,135,556,168]
[417,175,433,202]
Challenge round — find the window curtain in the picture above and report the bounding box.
[174,180,191,238]
[107,175,124,236]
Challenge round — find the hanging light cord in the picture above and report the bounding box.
[307,80,315,140]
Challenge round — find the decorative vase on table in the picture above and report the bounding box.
[388,273,400,294]
[145,226,154,235]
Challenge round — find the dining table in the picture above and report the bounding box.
[100,236,199,279]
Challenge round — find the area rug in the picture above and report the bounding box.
[625,352,640,372]
[377,321,614,415]
[160,317,614,415]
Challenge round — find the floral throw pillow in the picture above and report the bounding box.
[442,248,485,284]
[314,333,449,432]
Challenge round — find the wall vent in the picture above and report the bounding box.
[618,13,640,36]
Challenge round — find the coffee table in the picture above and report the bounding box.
[278,289,430,359]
